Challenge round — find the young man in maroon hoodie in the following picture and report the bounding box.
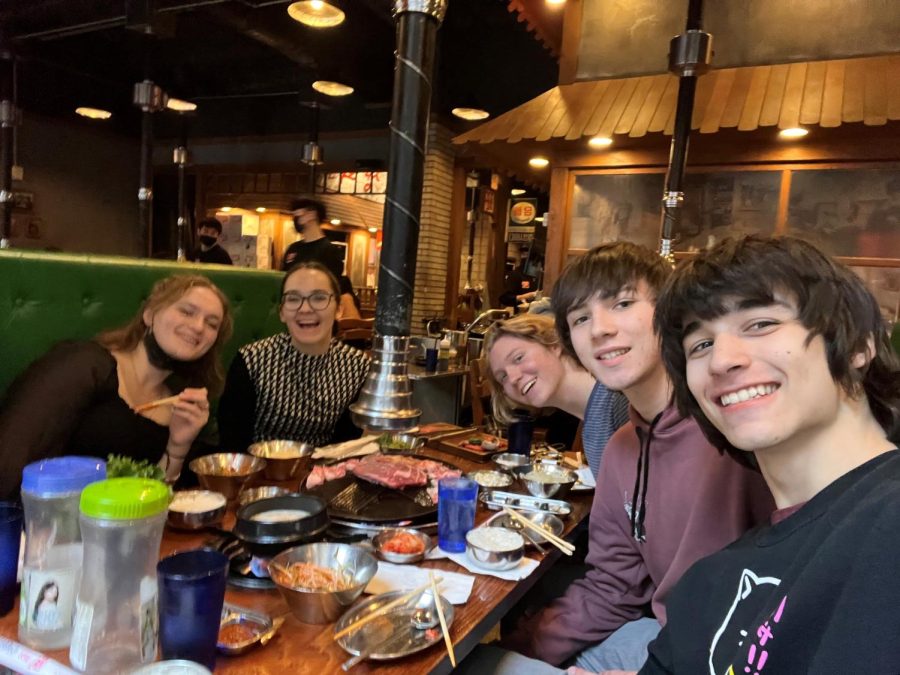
[458,242,773,675]
[634,236,900,674]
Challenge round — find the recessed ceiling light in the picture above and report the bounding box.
[368,227,378,233]
[588,135,613,148]
[529,156,550,168]
[256,207,266,213]
[287,1,345,28]
[451,107,490,121]
[547,0,566,4]
[779,127,809,139]
[511,188,526,196]
[312,80,354,97]
[75,107,112,120]
[330,218,342,225]
[220,207,232,212]
[166,98,197,112]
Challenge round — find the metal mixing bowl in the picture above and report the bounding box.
[521,464,577,499]
[166,490,227,530]
[465,526,524,571]
[270,543,377,624]
[378,433,425,454]
[238,485,292,507]
[189,453,267,500]
[247,440,315,481]
[493,452,531,475]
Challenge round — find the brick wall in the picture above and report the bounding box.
[410,120,455,335]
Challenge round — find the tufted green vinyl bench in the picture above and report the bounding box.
[0,250,285,397]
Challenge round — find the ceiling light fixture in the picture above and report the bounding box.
[287,1,345,28]
[451,107,490,121]
[779,127,809,139]
[312,80,354,97]
[588,135,613,148]
[75,107,112,120]
[511,188,526,196]
[547,0,566,5]
[330,218,342,225]
[529,156,550,168]
[256,207,266,213]
[220,207,232,212]
[368,227,378,233]
[166,98,197,112]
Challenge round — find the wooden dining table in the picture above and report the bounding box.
[0,447,592,675]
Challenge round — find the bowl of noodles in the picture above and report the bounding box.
[270,543,378,624]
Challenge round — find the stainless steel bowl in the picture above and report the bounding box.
[466,469,514,489]
[493,452,531,475]
[521,464,577,499]
[270,543,377,624]
[238,485,292,507]
[372,528,432,564]
[189,453,267,500]
[484,511,564,547]
[247,440,315,481]
[465,526,525,571]
[378,433,425,454]
[166,490,227,530]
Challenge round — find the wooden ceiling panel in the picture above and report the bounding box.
[453,55,900,146]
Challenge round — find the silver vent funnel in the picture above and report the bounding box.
[349,0,446,433]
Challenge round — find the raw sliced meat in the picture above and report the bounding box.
[305,459,360,489]
[350,454,428,489]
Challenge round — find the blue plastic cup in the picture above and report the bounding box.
[438,477,478,553]
[0,502,23,616]
[508,413,535,455]
[157,548,229,670]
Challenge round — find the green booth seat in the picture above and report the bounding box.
[0,250,286,397]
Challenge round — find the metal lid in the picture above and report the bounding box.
[80,478,170,520]
[21,456,107,496]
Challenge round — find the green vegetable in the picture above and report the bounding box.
[106,454,166,482]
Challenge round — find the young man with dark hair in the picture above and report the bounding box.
[460,242,773,675]
[193,217,233,265]
[636,235,900,674]
[282,198,344,276]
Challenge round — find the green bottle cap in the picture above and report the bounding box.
[80,477,170,520]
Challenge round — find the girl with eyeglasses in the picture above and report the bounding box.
[218,262,370,452]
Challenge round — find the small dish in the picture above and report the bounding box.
[493,453,530,474]
[238,485,292,507]
[465,526,524,571]
[166,490,227,530]
[372,527,433,564]
[466,469,514,489]
[217,603,279,656]
[521,464,577,499]
[484,511,564,547]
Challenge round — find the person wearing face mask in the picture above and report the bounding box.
[193,217,233,265]
[0,275,233,498]
[217,262,370,453]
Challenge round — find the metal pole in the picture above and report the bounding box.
[174,118,188,261]
[0,50,15,249]
[350,0,447,432]
[657,0,711,261]
[138,108,154,256]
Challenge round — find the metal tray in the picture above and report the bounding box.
[334,590,454,661]
[479,490,572,516]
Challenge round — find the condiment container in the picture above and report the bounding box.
[19,457,106,650]
[69,478,169,674]
[437,338,451,372]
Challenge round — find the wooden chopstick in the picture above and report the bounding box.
[332,580,437,641]
[429,571,455,668]
[502,507,575,556]
[134,394,181,413]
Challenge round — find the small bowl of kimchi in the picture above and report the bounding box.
[372,527,433,564]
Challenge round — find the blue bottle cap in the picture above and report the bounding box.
[21,456,107,496]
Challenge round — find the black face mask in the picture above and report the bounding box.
[199,234,217,247]
[143,328,191,371]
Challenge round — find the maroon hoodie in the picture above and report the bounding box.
[506,401,774,666]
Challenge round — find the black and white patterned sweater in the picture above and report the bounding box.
[217,334,370,452]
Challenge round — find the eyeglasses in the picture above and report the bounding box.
[281,291,334,311]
